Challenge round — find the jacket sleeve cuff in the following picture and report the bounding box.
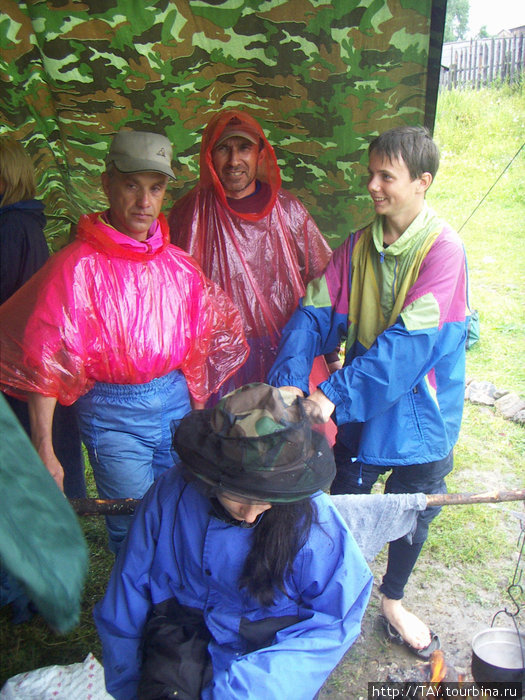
[267,373,310,395]
[318,379,351,424]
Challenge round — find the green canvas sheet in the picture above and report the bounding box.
[0,0,445,248]
[0,395,88,634]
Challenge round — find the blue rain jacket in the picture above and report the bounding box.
[94,468,372,699]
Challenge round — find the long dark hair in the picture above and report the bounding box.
[238,499,316,607]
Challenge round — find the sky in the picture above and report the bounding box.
[467,0,525,37]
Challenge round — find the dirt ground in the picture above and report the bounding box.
[318,530,524,698]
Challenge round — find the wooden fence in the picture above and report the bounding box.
[440,35,524,90]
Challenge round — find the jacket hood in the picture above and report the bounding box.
[199,109,282,221]
[0,198,46,227]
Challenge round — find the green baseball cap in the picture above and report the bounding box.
[106,130,176,180]
[173,383,335,503]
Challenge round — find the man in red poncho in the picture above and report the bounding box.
[0,130,248,553]
[168,110,339,421]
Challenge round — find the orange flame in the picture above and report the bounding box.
[429,649,447,683]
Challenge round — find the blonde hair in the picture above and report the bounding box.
[0,136,36,207]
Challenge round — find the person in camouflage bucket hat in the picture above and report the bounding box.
[173,382,335,504]
[94,382,372,700]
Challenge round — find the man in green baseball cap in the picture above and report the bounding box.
[0,129,248,555]
[105,130,176,180]
[94,383,373,700]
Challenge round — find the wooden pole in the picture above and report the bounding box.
[69,489,525,516]
[69,497,139,515]
[426,489,525,507]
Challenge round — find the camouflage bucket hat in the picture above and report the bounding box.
[173,383,335,503]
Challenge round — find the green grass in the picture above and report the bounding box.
[0,467,112,686]
[428,85,525,394]
[423,84,525,601]
[1,86,524,687]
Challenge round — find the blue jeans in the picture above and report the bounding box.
[76,371,190,553]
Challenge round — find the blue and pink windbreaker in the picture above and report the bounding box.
[268,205,468,466]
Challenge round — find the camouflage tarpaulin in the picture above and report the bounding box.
[0,0,446,249]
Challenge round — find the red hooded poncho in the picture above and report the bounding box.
[168,109,333,394]
[0,213,248,405]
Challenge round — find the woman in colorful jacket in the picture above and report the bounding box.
[94,383,373,700]
[268,126,468,660]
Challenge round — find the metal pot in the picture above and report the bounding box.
[472,627,525,694]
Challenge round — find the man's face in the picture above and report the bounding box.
[101,170,168,241]
[211,136,263,199]
[367,151,428,225]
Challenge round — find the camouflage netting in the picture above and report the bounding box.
[0,0,445,249]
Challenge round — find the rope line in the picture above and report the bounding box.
[458,142,524,233]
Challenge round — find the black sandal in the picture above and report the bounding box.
[379,614,441,660]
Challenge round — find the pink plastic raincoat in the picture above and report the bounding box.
[0,212,248,405]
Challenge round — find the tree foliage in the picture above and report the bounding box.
[476,25,490,39]
[444,0,470,42]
